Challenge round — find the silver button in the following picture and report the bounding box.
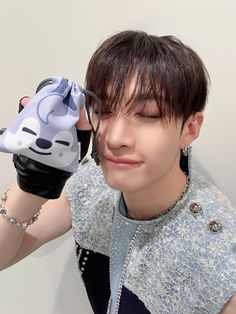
[189,202,202,215]
[208,220,222,233]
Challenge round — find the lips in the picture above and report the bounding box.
[104,155,141,165]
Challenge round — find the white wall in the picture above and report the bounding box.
[0,0,235,313]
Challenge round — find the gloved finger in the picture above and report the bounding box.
[0,128,6,135]
[75,108,92,160]
[18,96,31,113]
[76,107,92,130]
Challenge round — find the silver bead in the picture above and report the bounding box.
[0,190,41,230]
[21,222,29,229]
[189,202,202,215]
[208,220,222,233]
[9,218,16,224]
[1,194,7,202]
[0,208,6,215]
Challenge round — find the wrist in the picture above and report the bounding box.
[3,183,47,221]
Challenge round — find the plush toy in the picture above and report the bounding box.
[0,76,85,173]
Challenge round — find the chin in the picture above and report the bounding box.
[103,176,140,193]
[100,162,147,193]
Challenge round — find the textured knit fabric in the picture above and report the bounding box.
[66,153,236,314]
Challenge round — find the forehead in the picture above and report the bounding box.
[107,73,140,98]
[106,71,158,101]
[89,64,171,119]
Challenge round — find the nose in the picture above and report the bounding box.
[104,116,134,150]
[36,138,52,149]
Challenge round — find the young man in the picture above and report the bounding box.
[1,31,236,314]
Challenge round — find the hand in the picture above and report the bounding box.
[11,94,92,199]
[0,77,93,198]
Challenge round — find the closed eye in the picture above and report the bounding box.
[22,127,37,136]
[55,140,70,146]
[94,110,112,115]
[137,113,160,119]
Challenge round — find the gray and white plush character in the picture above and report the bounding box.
[0,76,85,172]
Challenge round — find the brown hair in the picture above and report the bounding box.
[85,30,210,123]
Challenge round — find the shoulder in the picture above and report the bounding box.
[67,157,105,188]
[184,149,236,236]
[66,157,116,200]
[190,168,236,228]
[185,168,236,253]
[180,168,236,311]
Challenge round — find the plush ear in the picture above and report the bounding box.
[35,78,53,93]
[181,112,204,148]
[63,93,77,111]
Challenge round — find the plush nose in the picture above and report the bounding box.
[36,138,52,149]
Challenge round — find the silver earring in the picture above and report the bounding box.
[182,147,188,156]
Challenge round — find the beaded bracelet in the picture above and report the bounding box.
[0,190,41,230]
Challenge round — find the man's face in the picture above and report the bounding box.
[93,80,186,194]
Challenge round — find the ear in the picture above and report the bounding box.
[180,112,204,148]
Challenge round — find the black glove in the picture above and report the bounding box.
[13,130,91,199]
[13,154,72,199]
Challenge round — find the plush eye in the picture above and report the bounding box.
[55,140,70,146]
[22,127,37,135]
[53,130,73,148]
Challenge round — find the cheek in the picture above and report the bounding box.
[141,129,181,170]
[4,130,36,150]
[139,127,178,153]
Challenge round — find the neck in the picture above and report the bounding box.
[123,164,187,220]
